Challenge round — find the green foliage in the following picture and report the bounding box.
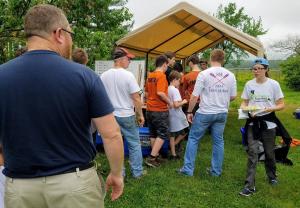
[0,0,28,62]
[280,55,300,91]
[0,0,133,68]
[202,3,267,65]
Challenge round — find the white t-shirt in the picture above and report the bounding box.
[101,68,140,117]
[241,78,284,129]
[168,86,189,132]
[192,67,237,114]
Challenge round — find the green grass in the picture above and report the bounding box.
[97,70,300,208]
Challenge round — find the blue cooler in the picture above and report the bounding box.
[95,133,103,145]
[95,127,169,157]
[138,127,169,157]
[139,127,152,156]
[294,109,300,119]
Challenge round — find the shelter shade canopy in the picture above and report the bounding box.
[116,2,265,59]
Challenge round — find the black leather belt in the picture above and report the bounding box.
[62,162,94,174]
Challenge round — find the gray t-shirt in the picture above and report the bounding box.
[168,86,189,132]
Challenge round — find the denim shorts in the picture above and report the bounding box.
[146,111,169,140]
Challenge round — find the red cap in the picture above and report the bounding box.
[113,47,135,59]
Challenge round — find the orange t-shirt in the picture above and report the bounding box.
[145,70,168,111]
[181,71,200,101]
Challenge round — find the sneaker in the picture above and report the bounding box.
[144,157,160,168]
[176,168,192,177]
[133,170,148,179]
[206,167,221,177]
[239,187,256,197]
[269,179,278,185]
[156,155,167,163]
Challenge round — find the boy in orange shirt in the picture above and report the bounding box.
[199,58,208,70]
[181,54,201,114]
[145,55,173,167]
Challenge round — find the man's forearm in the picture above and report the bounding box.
[92,114,124,177]
[131,92,143,117]
[187,95,199,112]
[102,132,124,177]
[133,99,143,117]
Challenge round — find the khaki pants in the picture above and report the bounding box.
[5,167,106,208]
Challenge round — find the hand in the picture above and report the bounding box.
[240,106,248,113]
[137,115,145,127]
[182,99,188,105]
[187,113,193,123]
[264,107,274,113]
[105,173,124,201]
[168,102,174,109]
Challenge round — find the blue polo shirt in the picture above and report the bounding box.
[0,50,113,178]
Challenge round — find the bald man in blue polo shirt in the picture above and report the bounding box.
[0,4,124,208]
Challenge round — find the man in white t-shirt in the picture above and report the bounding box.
[101,47,145,178]
[179,49,237,177]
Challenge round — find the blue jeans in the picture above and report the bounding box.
[115,116,143,177]
[181,112,227,176]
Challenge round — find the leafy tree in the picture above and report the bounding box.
[0,1,28,62]
[280,55,300,91]
[271,35,300,56]
[201,3,267,66]
[0,0,133,68]
[271,35,300,90]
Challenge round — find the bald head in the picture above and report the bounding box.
[24,4,69,39]
[24,4,73,59]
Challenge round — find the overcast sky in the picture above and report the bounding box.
[126,0,300,59]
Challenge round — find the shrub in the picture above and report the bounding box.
[280,55,300,91]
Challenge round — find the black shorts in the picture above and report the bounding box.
[170,127,189,137]
[146,111,169,140]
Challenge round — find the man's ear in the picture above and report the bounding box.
[53,28,64,44]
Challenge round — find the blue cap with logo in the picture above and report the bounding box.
[252,57,269,67]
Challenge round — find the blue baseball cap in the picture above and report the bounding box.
[252,58,269,67]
